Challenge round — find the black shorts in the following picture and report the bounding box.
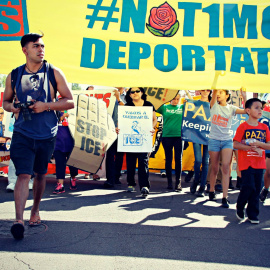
[266,153,270,159]
[10,131,56,176]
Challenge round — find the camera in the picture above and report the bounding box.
[14,101,34,121]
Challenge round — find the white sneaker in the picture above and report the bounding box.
[6,183,15,191]
[29,179,34,190]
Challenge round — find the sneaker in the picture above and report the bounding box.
[236,209,245,221]
[248,218,260,224]
[221,197,230,208]
[127,186,135,192]
[161,171,166,178]
[70,177,77,190]
[175,184,182,192]
[141,187,150,196]
[259,187,269,202]
[53,183,65,194]
[209,191,217,201]
[6,183,15,192]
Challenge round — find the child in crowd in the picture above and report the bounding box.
[53,111,78,194]
[233,98,270,224]
[208,89,246,208]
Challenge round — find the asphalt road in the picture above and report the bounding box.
[0,172,269,270]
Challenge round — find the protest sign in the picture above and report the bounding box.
[67,95,117,173]
[72,89,116,116]
[143,88,179,110]
[1,1,270,92]
[118,106,153,152]
[182,100,211,145]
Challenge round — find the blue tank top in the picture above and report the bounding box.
[14,63,58,139]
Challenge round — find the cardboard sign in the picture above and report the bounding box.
[118,106,153,153]
[72,89,116,116]
[67,95,117,173]
[143,87,179,110]
[0,151,10,167]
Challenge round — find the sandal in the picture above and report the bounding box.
[11,220,24,239]
[29,212,41,226]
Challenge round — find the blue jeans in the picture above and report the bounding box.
[193,143,209,189]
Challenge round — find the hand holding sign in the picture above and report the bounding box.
[67,94,117,173]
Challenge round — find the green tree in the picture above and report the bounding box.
[72,83,81,90]
[0,74,7,88]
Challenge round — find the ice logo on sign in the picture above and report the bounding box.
[123,121,145,146]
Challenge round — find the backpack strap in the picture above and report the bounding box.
[47,63,57,97]
[11,67,18,93]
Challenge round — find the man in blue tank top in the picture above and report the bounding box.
[3,33,74,239]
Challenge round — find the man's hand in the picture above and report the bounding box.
[28,101,47,113]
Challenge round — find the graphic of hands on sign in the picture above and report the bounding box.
[67,94,117,173]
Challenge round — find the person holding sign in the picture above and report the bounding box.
[156,93,184,191]
[124,87,157,196]
[190,90,211,197]
[208,89,246,208]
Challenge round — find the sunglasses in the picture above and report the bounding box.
[130,90,141,94]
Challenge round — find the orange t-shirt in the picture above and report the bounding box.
[233,121,270,171]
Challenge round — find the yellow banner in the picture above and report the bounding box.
[1,0,270,92]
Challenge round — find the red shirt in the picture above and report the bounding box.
[233,121,270,171]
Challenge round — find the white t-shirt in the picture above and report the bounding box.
[209,102,238,140]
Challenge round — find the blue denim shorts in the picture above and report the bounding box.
[208,138,233,152]
[10,131,56,176]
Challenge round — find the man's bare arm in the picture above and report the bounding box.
[3,73,20,114]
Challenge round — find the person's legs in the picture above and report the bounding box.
[14,174,31,221]
[191,143,202,193]
[31,173,46,219]
[246,169,263,221]
[54,150,67,183]
[105,140,117,186]
[31,136,56,222]
[220,148,233,199]
[200,144,209,189]
[208,151,220,192]
[162,137,174,188]
[115,150,124,183]
[137,153,150,190]
[173,137,183,188]
[263,157,270,189]
[260,157,270,202]
[126,153,137,187]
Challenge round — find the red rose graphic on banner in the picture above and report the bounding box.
[146,2,179,37]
